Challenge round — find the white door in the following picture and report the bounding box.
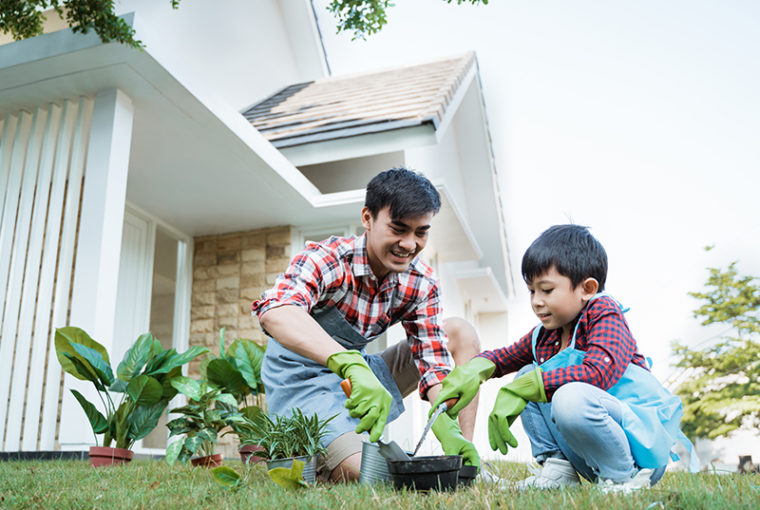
[113,205,192,453]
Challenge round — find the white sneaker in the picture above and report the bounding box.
[515,458,581,489]
[597,468,654,493]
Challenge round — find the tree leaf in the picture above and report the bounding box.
[212,466,241,488]
[127,375,163,406]
[71,342,114,387]
[70,389,108,435]
[165,438,184,466]
[206,359,249,398]
[55,327,110,381]
[170,376,202,401]
[116,333,154,381]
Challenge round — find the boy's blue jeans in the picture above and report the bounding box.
[516,365,666,484]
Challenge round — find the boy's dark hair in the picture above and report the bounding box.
[522,224,608,290]
[365,168,441,220]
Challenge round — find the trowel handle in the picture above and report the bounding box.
[340,378,351,398]
[441,398,458,411]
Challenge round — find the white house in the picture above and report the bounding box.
[0,0,512,458]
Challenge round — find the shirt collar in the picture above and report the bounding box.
[352,233,400,287]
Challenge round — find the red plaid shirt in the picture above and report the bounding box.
[478,295,649,399]
[252,234,453,397]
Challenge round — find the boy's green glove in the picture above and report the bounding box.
[488,368,547,454]
[429,357,496,418]
[327,350,392,442]
[431,412,481,470]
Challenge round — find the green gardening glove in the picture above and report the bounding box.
[429,357,496,418]
[327,350,392,442]
[431,412,481,470]
[488,368,547,455]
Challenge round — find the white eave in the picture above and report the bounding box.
[456,266,509,313]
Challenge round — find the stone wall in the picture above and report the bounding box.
[188,225,292,457]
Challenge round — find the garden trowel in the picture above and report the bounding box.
[411,397,457,457]
[340,379,411,461]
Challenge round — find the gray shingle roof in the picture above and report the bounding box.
[243,52,476,148]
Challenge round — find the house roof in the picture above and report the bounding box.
[243,52,476,148]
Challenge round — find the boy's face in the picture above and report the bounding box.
[527,265,597,333]
[361,206,432,279]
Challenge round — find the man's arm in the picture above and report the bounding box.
[259,305,345,365]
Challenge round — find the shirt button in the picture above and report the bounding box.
[554,341,558,346]
[540,357,544,362]
[604,357,610,363]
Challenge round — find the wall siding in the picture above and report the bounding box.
[0,97,93,451]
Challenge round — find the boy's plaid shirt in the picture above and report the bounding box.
[478,295,649,399]
[252,234,453,397]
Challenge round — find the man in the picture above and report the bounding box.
[252,168,480,481]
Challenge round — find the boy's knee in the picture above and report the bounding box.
[550,383,590,428]
[443,317,481,361]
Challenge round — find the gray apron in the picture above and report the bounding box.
[261,307,406,446]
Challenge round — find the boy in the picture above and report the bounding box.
[432,224,696,491]
[253,168,480,482]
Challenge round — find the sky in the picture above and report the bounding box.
[311,0,760,381]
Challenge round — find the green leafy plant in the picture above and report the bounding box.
[54,326,208,450]
[244,409,336,461]
[212,459,310,491]
[202,328,267,446]
[164,377,242,465]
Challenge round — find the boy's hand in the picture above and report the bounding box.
[487,368,547,454]
[327,350,392,442]
[430,357,496,418]
[431,412,481,470]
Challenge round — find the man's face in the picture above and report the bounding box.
[526,265,592,335]
[362,206,432,280]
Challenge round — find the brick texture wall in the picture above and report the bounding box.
[188,225,292,457]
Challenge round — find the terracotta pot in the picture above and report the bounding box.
[191,453,223,467]
[239,444,264,465]
[89,446,134,467]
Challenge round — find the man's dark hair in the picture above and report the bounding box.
[365,168,441,219]
[521,224,608,290]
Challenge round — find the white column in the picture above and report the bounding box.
[58,89,134,448]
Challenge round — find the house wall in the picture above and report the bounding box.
[188,225,292,456]
[115,0,324,111]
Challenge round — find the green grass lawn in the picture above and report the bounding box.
[1,459,758,509]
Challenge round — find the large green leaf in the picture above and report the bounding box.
[228,339,265,392]
[212,466,242,488]
[165,438,184,466]
[70,389,108,435]
[116,333,154,381]
[129,402,166,440]
[70,342,114,387]
[241,405,266,426]
[150,346,210,375]
[170,376,202,401]
[215,393,238,408]
[143,348,173,376]
[160,366,182,400]
[126,375,162,406]
[206,359,249,398]
[183,435,206,456]
[109,379,128,393]
[218,327,227,358]
[62,354,101,388]
[167,417,196,436]
[55,327,110,381]
[267,460,309,489]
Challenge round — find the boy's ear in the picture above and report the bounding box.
[580,278,599,300]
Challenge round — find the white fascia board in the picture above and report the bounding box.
[434,61,477,144]
[430,183,482,263]
[281,124,437,167]
[455,266,509,313]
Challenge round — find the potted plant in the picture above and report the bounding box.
[164,377,241,467]
[244,409,336,485]
[201,328,267,463]
[54,327,209,466]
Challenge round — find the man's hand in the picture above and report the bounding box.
[431,412,480,470]
[488,368,547,454]
[327,350,392,442]
[430,357,495,418]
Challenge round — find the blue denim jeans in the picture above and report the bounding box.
[516,365,666,484]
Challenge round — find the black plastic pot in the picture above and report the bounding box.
[457,464,478,486]
[386,455,462,491]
